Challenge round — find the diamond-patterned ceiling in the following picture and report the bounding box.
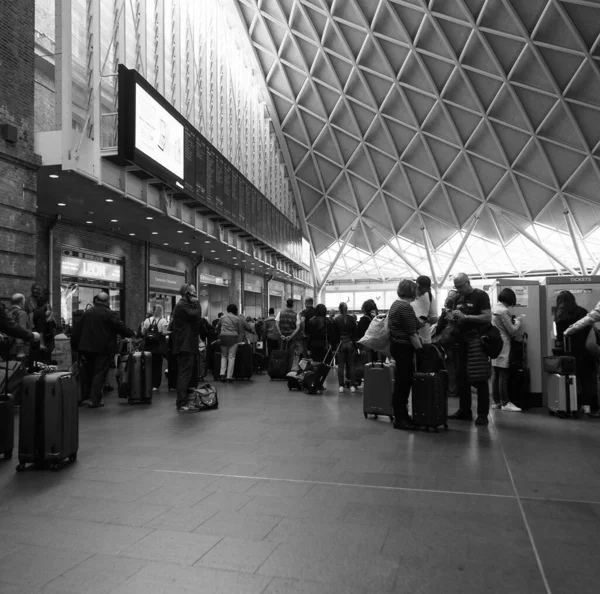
[234,0,600,283]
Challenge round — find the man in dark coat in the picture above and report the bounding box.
[170,284,204,412]
[0,301,40,343]
[72,292,134,408]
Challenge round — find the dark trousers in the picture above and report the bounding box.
[266,339,280,365]
[309,340,327,363]
[336,341,356,387]
[455,341,490,417]
[390,342,414,421]
[80,352,111,404]
[176,352,195,407]
[576,352,598,408]
[491,366,509,405]
[151,353,164,389]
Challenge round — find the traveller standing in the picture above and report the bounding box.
[448,273,492,426]
[388,280,423,430]
[218,304,253,382]
[141,304,168,391]
[72,292,135,408]
[411,275,437,344]
[332,302,357,393]
[8,294,30,360]
[276,298,302,369]
[170,284,204,412]
[306,303,331,362]
[263,308,280,360]
[300,297,316,357]
[491,288,524,412]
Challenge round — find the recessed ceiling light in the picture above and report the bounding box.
[163,243,169,246]
[177,230,183,234]
[129,233,135,236]
[227,249,232,252]
[232,257,237,259]
[191,250,197,254]
[242,259,247,262]
[146,216,153,220]
[105,198,113,203]
[49,174,59,179]
[152,232,158,235]
[57,202,66,207]
[214,257,220,260]
[85,220,93,224]
[210,250,216,253]
[204,240,210,244]
[184,241,190,245]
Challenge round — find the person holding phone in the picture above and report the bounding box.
[170,284,204,412]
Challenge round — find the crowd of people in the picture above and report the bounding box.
[4,273,600,422]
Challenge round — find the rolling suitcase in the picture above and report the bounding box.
[0,356,15,460]
[509,333,531,410]
[253,352,266,374]
[17,371,78,471]
[363,361,395,421]
[411,372,448,431]
[268,346,289,380]
[119,352,152,404]
[233,343,253,380]
[547,374,578,418]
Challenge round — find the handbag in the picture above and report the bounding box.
[480,324,503,359]
[357,314,390,354]
[191,383,219,410]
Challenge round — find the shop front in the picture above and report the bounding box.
[268,280,285,314]
[60,248,124,325]
[243,273,264,319]
[148,268,187,320]
[197,263,232,322]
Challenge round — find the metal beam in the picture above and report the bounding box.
[361,218,422,277]
[563,210,587,274]
[592,259,600,276]
[497,211,578,276]
[438,210,482,289]
[317,221,358,293]
[421,226,438,289]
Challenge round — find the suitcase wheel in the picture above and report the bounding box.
[374,414,378,420]
[3,450,12,460]
[363,412,367,419]
[548,409,555,416]
[389,416,394,422]
[16,463,26,472]
[69,453,77,463]
[444,424,448,430]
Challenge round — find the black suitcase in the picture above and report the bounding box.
[268,349,289,379]
[17,371,79,471]
[509,333,531,409]
[118,352,152,404]
[253,352,266,374]
[411,371,448,431]
[0,356,15,460]
[233,343,253,380]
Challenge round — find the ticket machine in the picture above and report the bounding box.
[492,279,543,407]
[540,275,600,405]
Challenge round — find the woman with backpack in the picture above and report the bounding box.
[141,304,168,391]
[306,304,331,363]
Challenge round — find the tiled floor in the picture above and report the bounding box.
[0,374,599,593]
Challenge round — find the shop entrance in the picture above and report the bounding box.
[209,285,229,322]
[61,283,122,325]
[149,293,178,321]
[269,295,282,315]
[244,291,262,319]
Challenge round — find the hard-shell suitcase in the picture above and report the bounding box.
[411,372,448,431]
[1,355,15,460]
[119,352,152,404]
[547,373,578,418]
[233,343,253,380]
[363,361,395,421]
[0,395,14,460]
[268,349,289,380]
[17,371,79,471]
[0,359,26,396]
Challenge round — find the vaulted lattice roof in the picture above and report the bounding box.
[233,0,600,283]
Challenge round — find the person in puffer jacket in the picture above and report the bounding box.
[448,273,493,426]
[564,300,600,336]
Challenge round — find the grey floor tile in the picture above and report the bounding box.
[142,506,219,532]
[134,484,212,507]
[120,529,222,565]
[42,553,148,594]
[111,561,273,594]
[193,510,282,540]
[256,542,400,592]
[0,545,93,589]
[194,536,279,573]
[196,490,255,512]
[201,475,259,493]
[263,578,369,594]
[245,478,315,498]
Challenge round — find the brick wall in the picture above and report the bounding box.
[0,0,40,301]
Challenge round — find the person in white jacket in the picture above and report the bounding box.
[490,289,524,412]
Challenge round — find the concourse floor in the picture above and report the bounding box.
[0,373,599,594]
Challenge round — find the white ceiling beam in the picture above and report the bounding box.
[318,218,359,292]
[563,209,587,273]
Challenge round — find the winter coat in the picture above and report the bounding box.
[466,332,491,384]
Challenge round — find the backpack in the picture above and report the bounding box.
[480,324,503,359]
[145,318,161,346]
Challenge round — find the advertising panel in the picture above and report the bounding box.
[223,161,232,219]
[149,269,185,293]
[61,256,123,283]
[205,143,216,208]
[215,153,224,213]
[231,168,239,226]
[238,176,246,226]
[195,135,206,203]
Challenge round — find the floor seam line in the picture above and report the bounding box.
[491,415,553,594]
[150,468,517,499]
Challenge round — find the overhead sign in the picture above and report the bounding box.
[61,256,123,283]
[244,283,262,293]
[199,273,228,286]
[149,269,185,292]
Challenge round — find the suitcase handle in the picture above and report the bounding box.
[564,335,571,353]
